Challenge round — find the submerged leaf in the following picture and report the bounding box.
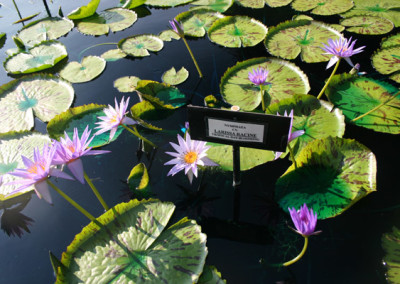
[60,56,106,83]
[162,67,189,85]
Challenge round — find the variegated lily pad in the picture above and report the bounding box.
[371,45,400,78]
[101,49,127,61]
[292,0,354,15]
[3,40,67,74]
[275,136,377,219]
[162,67,189,85]
[389,72,400,83]
[145,0,194,6]
[114,76,141,92]
[265,0,293,7]
[340,15,394,35]
[67,0,100,20]
[264,20,342,62]
[191,0,233,12]
[159,30,180,41]
[220,57,310,111]
[0,74,74,133]
[381,33,400,48]
[208,15,268,48]
[0,131,51,200]
[382,227,400,284]
[175,8,224,37]
[118,34,163,57]
[59,56,106,83]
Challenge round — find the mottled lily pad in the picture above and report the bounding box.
[145,0,194,6]
[175,8,224,37]
[340,15,394,35]
[389,72,400,83]
[162,67,189,85]
[0,74,74,133]
[235,0,292,8]
[275,136,377,219]
[118,34,163,57]
[292,0,354,15]
[0,131,50,200]
[381,33,400,48]
[59,56,106,83]
[114,76,141,92]
[67,0,100,20]
[191,0,233,12]
[264,20,342,62]
[382,227,400,284]
[208,15,268,48]
[371,45,400,78]
[220,57,310,111]
[158,30,180,41]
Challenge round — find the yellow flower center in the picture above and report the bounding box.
[335,47,347,53]
[110,114,118,124]
[67,144,75,153]
[184,151,198,164]
[28,163,45,174]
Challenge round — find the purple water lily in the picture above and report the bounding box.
[288,203,321,237]
[248,67,271,86]
[169,18,185,38]
[321,37,365,69]
[165,133,218,184]
[275,109,304,159]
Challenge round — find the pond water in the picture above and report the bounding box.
[0,0,400,283]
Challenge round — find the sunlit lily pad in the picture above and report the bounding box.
[100,49,127,61]
[47,104,123,148]
[60,56,106,83]
[158,30,180,41]
[389,72,400,83]
[130,100,175,121]
[220,57,310,111]
[275,136,377,219]
[340,15,394,35]
[265,20,342,63]
[3,40,67,74]
[371,45,400,77]
[0,131,50,200]
[17,17,74,47]
[208,15,268,48]
[175,8,224,37]
[114,76,141,92]
[381,33,400,48]
[127,163,151,198]
[265,0,293,7]
[56,199,207,283]
[118,34,163,57]
[120,0,146,9]
[292,0,354,15]
[76,8,137,36]
[191,0,233,12]
[67,0,100,20]
[145,0,194,6]
[325,74,400,134]
[235,0,292,8]
[382,227,400,284]
[162,67,189,85]
[0,74,74,133]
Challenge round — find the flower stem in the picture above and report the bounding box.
[260,85,266,112]
[317,58,341,100]
[282,237,309,267]
[182,37,203,78]
[83,171,109,211]
[122,124,156,148]
[47,180,96,222]
[287,143,298,170]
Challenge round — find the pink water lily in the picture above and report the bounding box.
[321,37,365,69]
[248,67,271,86]
[288,203,321,237]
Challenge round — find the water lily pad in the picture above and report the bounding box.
[0,131,50,200]
[159,30,180,41]
[325,74,400,134]
[0,74,74,133]
[340,15,394,35]
[275,136,377,219]
[17,17,74,47]
[162,67,189,85]
[114,76,141,92]
[0,33,6,49]
[144,0,194,7]
[118,34,163,57]
[208,15,268,48]
[372,45,400,76]
[191,0,233,12]
[264,20,342,63]
[101,49,127,61]
[235,0,292,8]
[198,265,226,283]
[130,100,175,121]
[67,0,100,20]
[59,56,106,83]
[292,0,354,15]
[127,163,151,198]
[76,8,137,36]
[381,33,400,48]
[382,227,400,284]
[175,8,224,37]
[120,0,146,9]
[389,72,400,83]
[265,0,293,7]
[220,57,310,111]
[56,199,207,283]
[3,40,67,74]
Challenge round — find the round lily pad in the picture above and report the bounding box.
[191,0,234,12]
[130,100,175,121]
[372,45,400,76]
[0,74,74,133]
[382,227,400,284]
[118,34,164,57]
[162,67,189,85]
[292,0,354,15]
[275,136,377,219]
[175,8,224,37]
[220,57,310,111]
[235,0,292,8]
[208,15,268,48]
[264,20,342,63]
[0,131,51,200]
[100,49,127,61]
[59,56,106,83]
[381,33,400,48]
[145,0,194,6]
[158,30,181,41]
[340,15,394,35]
[67,0,100,20]
[114,76,141,93]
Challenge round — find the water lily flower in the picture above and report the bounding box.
[169,19,185,38]
[52,126,110,184]
[7,144,73,204]
[321,37,365,69]
[165,133,218,184]
[94,96,138,140]
[288,203,321,237]
[248,67,271,86]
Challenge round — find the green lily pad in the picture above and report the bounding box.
[265,0,293,7]
[382,227,400,284]
[264,20,342,63]
[162,67,189,85]
[47,104,123,148]
[3,40,67,74]
[130,100,175,121]
[208,15,268,48]
[340,15,394,35]
[292,0,354,15]
[144,0,194,7]
[17,17,74,47]
[0,131,50,200]
[158,30,181,41]
[325,74,400,134]
[275,136,377,219]
[389,72,400,83]
[100,48,127,61]
[220,57,310,111]
[0,74,74,133]
[191,0,233,12]
[76,8,137,36]
[67,0,100,20]
[59,56,106,83]
[114,76,141,93]
[127,163,151,198]
[235,0,292,8]
[175,8,224,37]
[198,265,226,283]
[372,45,400,76]
[381,33,400,48]
[121,0,146,9]
[118,34,163,57]
[0,33,6,49]
[56,199,207,283]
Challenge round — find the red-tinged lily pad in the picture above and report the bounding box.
[292,0,354,15]
[381,33,400,48]
[340,15,394,35]
[275,136,377,219]
[382,227,400,284]
[371,45,400,78]
[175,8,224,37]
[56,199,207,283]
[118,34,163,57]
[67,0,100,20]
[191,0,234,12]
[59,56,106,83]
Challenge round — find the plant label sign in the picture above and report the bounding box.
[187,105,291,152]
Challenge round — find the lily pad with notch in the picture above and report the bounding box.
[340,15,394,35]
[291,0,354,15]
[162,67,189,85]
[371,45,400,83]
[59,56,106,83]
[118,34,164,57]
[175,8,224,37]
[159,30,180,41]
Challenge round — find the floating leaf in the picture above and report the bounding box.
[118,34,163,57]
[389,72,400,83]
[158,30,180,41]
[382,227,400,284]
[372,45,400,77]
[264,20,342,63]
[3,40,67,74]
[56,199,207,283]
[235,0,265,9]
[121,0,146,9]
[208,15,268,48]
[175,8,224,37]
[275,136,377,219]
[60,56,106,83]
[220,57,310,111]
[100,48,127,61]
[144,0,194,7]
[340,15,394,34]
[265,0,293,7]
[67,0,100,20]
[114,76,141,92]
[292,0,354,15]
[127,163,151,198]
[198,265,226,284]
[0,131,50,200]
[162,67,189,85]
[0,74,74,133]
[130,100,175,121]
[191,0,233,12]
[381,33,400,48]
